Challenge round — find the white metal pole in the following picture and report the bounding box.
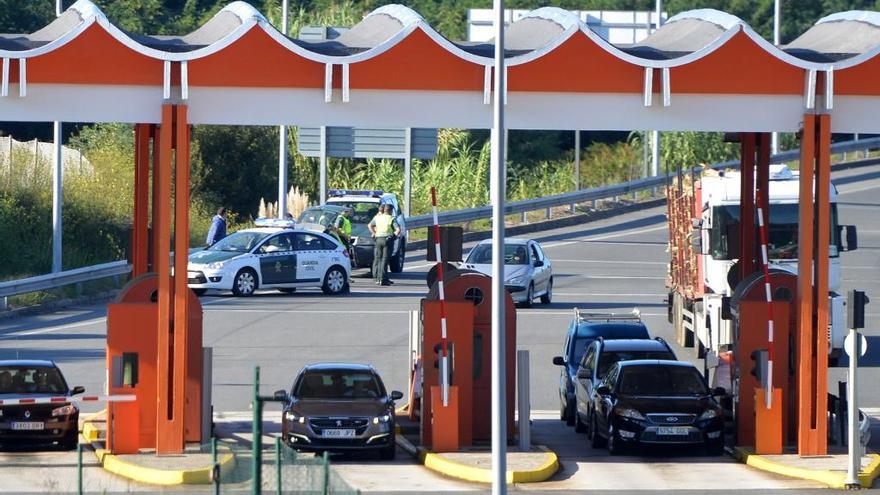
[571,130,580,212]
[491,0,507,492]
[517,350,530,451]
[404,128,412,218]
[845,328,861,487]
[52,121,62,273]
[651,1,662,184]
[56,0,62,17]
[771,0,780,155]
[319,125,327,204]
[277,0,289,217]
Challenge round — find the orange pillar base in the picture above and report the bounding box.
[431,386,460,453]
[755,388,783,455]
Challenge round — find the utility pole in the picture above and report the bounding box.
[650,0,663,181]
[277,0,290,217]
[52,0,63,272]
[490,0,507,493]
[771,0,780,155]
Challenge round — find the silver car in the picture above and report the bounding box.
[461,238,553,307]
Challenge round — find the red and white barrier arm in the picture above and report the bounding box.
[756,183,775,409]
[0,394,135,406]
[430,187,450,407]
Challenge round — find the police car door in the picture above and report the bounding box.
[257,233,297,285]
[293,232,324,284]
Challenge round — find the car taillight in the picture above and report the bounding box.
[51,404,77,416]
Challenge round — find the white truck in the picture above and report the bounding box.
[666,164,857,365]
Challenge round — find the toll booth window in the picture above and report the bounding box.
[123,353,139,387]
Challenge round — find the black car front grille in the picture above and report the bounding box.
[647,413,696,425]
[1,404,58,421]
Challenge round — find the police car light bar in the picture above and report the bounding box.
[0,394,136,406]
[254,218,297,228]
[328,189,384,198]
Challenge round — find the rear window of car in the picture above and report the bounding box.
[596,350,676,379]
[0,366,67,394]
[295,370,384,399]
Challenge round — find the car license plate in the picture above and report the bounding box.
[11,422,44,431]
[322,429,355,438]
[657,427,689,436]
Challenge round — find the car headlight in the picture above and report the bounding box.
[698,409,719,421]
[52,404,78,417]
[617,408,645,420]
[206,262,224,270]
[507,276,527,286]
[372,414,392,424]
[285,412,306,424]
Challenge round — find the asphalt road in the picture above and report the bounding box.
[1,162,879,492]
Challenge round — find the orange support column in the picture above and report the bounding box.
[150,124,160,273]
[797,113,830,456]
[132,124,151,277]
[740,133,756,279]
[756,133,771,232]
[431,386,460,453]
[755,388,783,455]
[155,104,183,454]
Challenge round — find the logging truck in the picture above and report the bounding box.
[666,164,858,365]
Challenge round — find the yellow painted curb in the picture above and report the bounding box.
[95,447,235,485]
[422,450,559,484]
[80,409,106,443]
[734,447,880,489]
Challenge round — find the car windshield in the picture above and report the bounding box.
[597,351,676,378]
[206,231,269,253]
[327,201,378,237]
[299,208,339,228]
[466,244,529,265]
[0,366,67,394]
[617,366,708,396]
[295,370,383,400]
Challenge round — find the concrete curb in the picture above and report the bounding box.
[82,413,235,485]
[395,433,559,484]
[732,447,880,489]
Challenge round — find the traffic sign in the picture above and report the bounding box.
[844,332,868,357]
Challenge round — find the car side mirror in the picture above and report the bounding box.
[577,368,592,380]
[390,391,404,401]
[596,385,610,396]
[71,386,85,395]
[552,356,565,366]
[533,259,544,267]
[712,387,726,396]
[273,389,289,402]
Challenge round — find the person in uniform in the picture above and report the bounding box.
[331,207,353,252]
[368,204,400,286]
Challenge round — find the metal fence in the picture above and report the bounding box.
[3,137,880,301]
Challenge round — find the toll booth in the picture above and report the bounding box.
[420,270,516,449]
[730,270,799,448]
[106,274,203,454]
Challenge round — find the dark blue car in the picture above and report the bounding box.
[553,309,649,426]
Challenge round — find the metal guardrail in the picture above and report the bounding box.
[408,136,880,229]
[3,137,879,300]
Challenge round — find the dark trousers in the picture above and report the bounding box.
[373,236,390,284]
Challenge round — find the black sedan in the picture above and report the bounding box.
[587,360,725,455]
[279,363,402,459]
[0,360,84,449]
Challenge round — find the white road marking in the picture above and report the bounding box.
[403,262,435,271]
[552,259,666,265]
[541,224,667,249]
[0,317,105,339]
[554,292,665,297]
[575,275,665,280]
[838,182,880,195]
[206,309,410,314]
[518,311,665,316]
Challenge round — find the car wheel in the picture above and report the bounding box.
[232,269,258,296]
[565,402,575,426]
[590,415,604,448]
[277,288,297,294]
[575,411,587,434]
[707,439,724,456]
[192,288,207,296]
[521,284,534,308]
[60,429,78,451]
[540,278,553,304]
[322,266,349,295]
[389,241,406,273]
[607,423,624,455]
[380,439,396,460]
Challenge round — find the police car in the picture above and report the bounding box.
[187,218,351,296]
[325,189,408,272]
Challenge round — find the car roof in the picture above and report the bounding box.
[0,360,57,367]
[599,339,670,351]
[616,359,694,369]
[575,322,649,339]
[476,238,531,245]
[305,205,346,212]
[303,363,376,373]
[327,196,380,204]
[237,227,286,235]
